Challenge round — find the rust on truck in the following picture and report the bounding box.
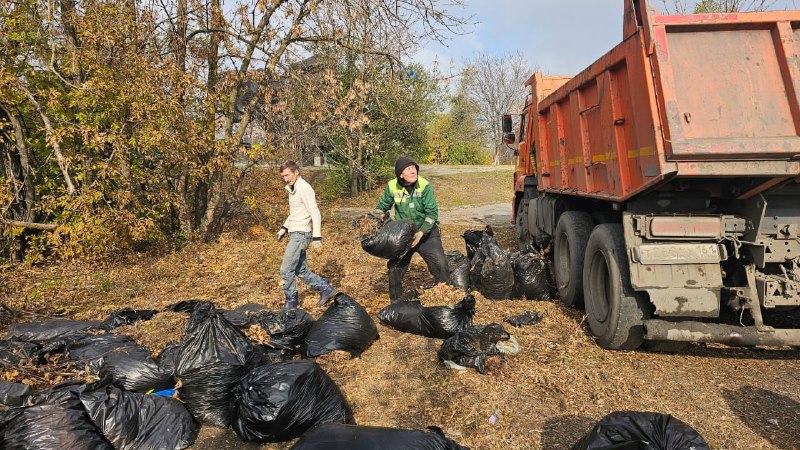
[510,0,800,350]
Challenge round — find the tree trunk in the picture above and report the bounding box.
[2,107,36,222]
[195,0,222,237]
[175,166,192,235]
[59,0,80,79]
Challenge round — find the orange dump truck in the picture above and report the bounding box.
[506,0,800,349]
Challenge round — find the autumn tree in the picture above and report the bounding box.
[0,0,467,263]
[426,85,488,165]
[461,51,532,165]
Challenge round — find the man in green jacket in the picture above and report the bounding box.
[374,157,451,301]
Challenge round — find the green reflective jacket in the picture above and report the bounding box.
[376,176,439,234]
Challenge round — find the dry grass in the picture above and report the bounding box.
[1,168,799,450]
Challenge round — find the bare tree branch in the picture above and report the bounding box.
[1,219,58,231]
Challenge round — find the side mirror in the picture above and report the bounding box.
[503,132,516,145]
[502,114,513,133]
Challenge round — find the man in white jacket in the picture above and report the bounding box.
[276,161,337,309]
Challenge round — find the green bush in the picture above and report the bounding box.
[445,142,490,165]
[316,167,351,201]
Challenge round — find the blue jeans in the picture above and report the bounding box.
[280,232,324,297]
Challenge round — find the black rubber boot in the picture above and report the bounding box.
[315,279,339,307]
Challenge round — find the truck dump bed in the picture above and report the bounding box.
[531,1,800,201]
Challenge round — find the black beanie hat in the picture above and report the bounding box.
[394,156,419,180]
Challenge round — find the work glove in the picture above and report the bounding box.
[310,239,322,250]
[410,230,424,248]
[277,226,288,241]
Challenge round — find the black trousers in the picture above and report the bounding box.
[387,226,450,301]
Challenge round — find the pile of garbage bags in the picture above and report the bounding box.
[2,380,196,450]
[458,226,553,300]
[0,295,405,447]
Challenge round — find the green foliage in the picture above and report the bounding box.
[317,167,351,201]
[445,142,490,165]
[425,90,489,165]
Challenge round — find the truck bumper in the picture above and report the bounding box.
[644,319,800,346]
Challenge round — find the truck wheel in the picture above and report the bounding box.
[583,223,648,350]
[516,200,535,252]
[553,211,593,307]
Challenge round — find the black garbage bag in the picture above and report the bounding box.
[0,340,41,370]
[175,302,258,427]
[34,331,91,361]
[377,294,475,339]
[438,323,510,374]
[165,299,205,314]
[0,381,32,407]
[101,308,158,330]
[80,384,197,450]
[468,246,486,290]
[504,311,543,327]
[0,339,39,364]
[572,411,710,450]
[304,294,378,358]
[254,308,315,352]
[63,333,142,373]
[179,300,218,333]
[360,219,417,260]
[446,251,470,291]
[510,251,552,300]
[463,225,493,261]
[3,382,113,449]
[155,343,181,376]
[255,344,295,364]
[232,360,353,442]
[5,319,103,343]
[290,423,469,450]
[221,303,268,328]
[100,349,175,394]
[479,234,514,300]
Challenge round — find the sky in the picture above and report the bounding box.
[414,0,800,77]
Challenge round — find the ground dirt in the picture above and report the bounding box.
[2,165,799,450]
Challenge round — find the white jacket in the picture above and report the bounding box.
[282,176,322,238]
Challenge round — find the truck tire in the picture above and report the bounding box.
[516,200,535,252]
[553,211,593,307]
[582,223,649,350]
